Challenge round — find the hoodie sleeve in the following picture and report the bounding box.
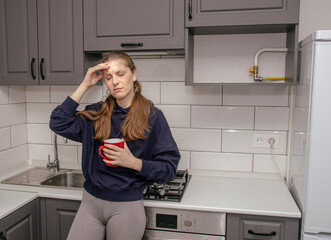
[49,96,91,142]
[138,110,180,183]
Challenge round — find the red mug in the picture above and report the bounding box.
[98,138,124,167]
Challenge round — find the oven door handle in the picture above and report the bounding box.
[143,230,225,240]
[143,237,163,240]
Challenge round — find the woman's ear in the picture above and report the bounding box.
[133,69,137,82]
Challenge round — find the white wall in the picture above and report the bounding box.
[0,86,27,174]
[298,0,331,41]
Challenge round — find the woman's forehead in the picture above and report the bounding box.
[104,59,129,73]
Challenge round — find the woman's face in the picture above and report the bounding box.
[103,59,137,108]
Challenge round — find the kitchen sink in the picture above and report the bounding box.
[1,167,84,189]
[41,172,84,188]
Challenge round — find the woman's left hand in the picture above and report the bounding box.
[102,141,142,171]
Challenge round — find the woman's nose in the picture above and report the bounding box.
[112,76,119,85]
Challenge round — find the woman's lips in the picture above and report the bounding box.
[114,88,122,92]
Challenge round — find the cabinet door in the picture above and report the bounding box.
[45,198,80,240]
[84,0,184,52]
[0,199,39,240]
[186,0,300,27]
[37,0,84,85]
[0,0,39,85]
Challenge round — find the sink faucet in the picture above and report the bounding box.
[47,133,60,173]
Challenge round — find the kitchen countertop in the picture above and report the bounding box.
[145,170,301,218]
[0,189,38,219]
[0,166,301,220]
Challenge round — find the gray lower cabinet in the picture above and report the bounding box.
[0,199,39,240]
[185,0,300,28]
[227,213,299,240]
[83,0,185,52]
[40,198,80,240]
[0,0,84,85]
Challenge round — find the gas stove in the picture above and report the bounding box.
[143,169,191,202]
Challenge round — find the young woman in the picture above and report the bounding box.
[49,51,180,240]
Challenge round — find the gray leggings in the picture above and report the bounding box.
[67,190,146,240]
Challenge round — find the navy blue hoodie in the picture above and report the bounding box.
[49,96,180,201]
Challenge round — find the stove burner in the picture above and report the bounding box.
[143,169,191,202]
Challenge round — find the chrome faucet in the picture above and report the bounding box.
[47,133,60,173]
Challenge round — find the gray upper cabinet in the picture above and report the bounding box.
[83,0,185,52]
[186,0,300,28]
[0,0,38,85]
[0,0,84,85]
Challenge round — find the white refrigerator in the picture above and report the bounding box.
[289,30,331,240]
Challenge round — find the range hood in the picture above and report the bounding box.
[84,49,185,59]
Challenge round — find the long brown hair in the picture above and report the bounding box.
[77,51,152,141]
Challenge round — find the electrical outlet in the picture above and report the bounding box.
[253,134,279,148]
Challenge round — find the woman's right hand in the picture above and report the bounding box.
[70,63,110,103]
[81,63,110,89]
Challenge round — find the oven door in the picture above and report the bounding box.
[143,230,226,240]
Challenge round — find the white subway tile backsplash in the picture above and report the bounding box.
[161,82,222,105]
[0,145,27,171]
[157,105,190,128]
[53,132,81,146]
[50,86,77,103]
[178,151,190,170]
[27,124,52,144]
[140,82,160,104]
[192,106,254,129]
[0,104,26,128]
[77,103,88,112]
[0,86,9,104]
[9,86,25,103]
[191,152,253,172]
[82,85,104,104]
[0,56,294,178]
[223,85,289,106]
[28,144,53,161]
[11,124,27,147]
[222,130,287,154]
[58,145,78,163]
[292,131,306,156]
[135,58,185,82]
[102,82,109,101]
[50,85,103,104]
[78,146,82,164]
[26,103,57,123]
[28,133,79,163]
[255,107,289,130]
[171,128,221,152]
[253,154,287,178]
[292,107,308,131]
[0,128,11,151]
[26,86,50,102]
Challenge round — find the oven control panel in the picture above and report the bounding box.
[145,207,226,236]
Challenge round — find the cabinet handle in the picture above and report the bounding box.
[248,229,276,237]
[189,0,193,21]
[120,43,143,48]
[40,58,45,80]
[30,58,36,80]
[0,232,6,240]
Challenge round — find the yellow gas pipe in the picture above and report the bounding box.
[249,48,288,81]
